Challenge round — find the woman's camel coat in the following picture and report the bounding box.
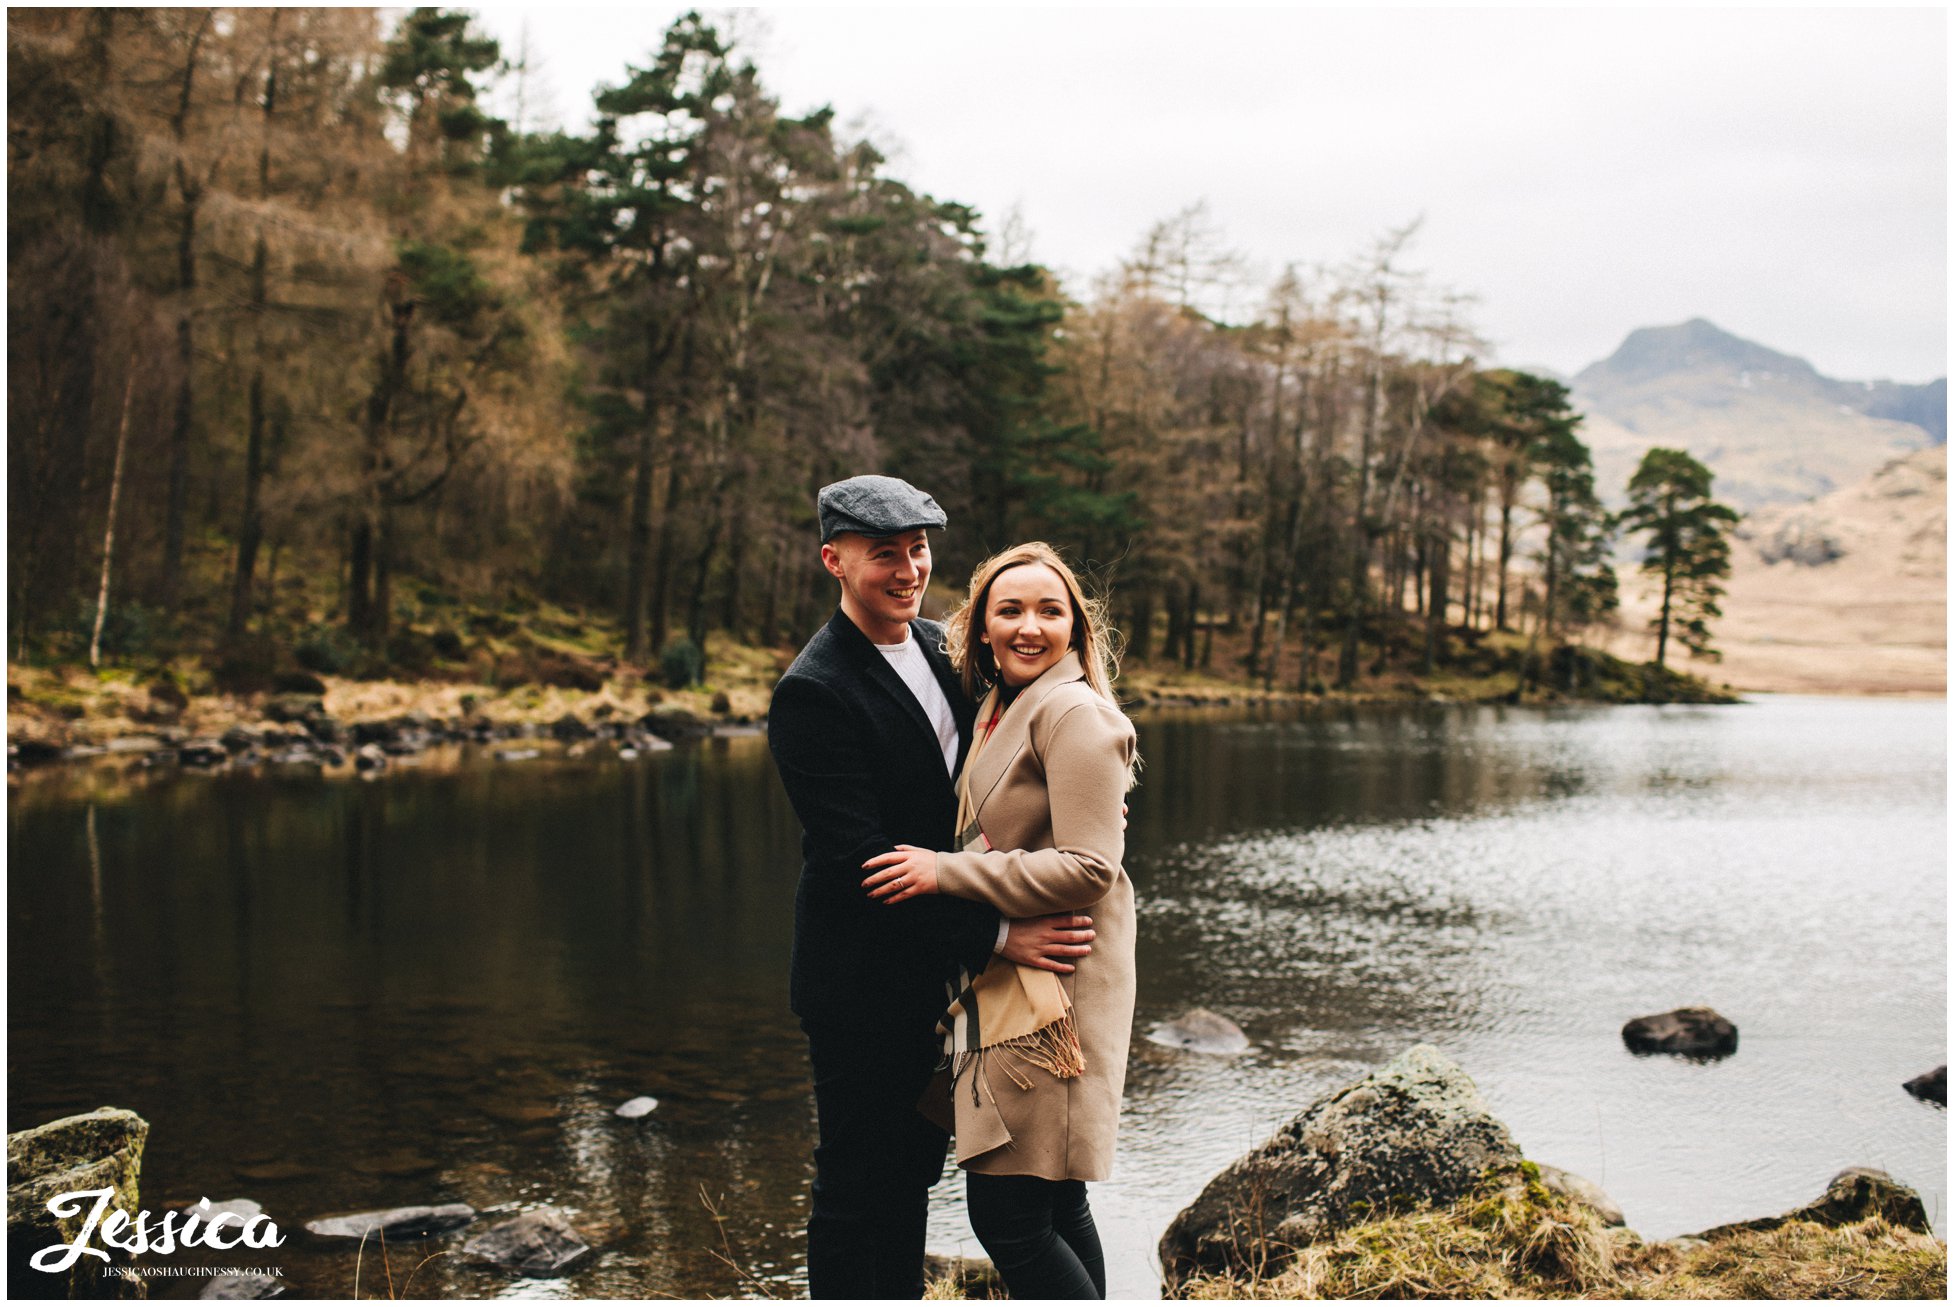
[927,650,1138,1182]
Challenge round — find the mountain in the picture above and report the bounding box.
[1569,319,1945,510]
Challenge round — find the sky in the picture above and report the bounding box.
[468,5,1948,383]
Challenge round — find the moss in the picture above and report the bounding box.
[1170,1167,1946,1301]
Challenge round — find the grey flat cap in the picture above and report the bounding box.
[817,475,947,543]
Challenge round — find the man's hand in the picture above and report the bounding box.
[1001,913,1095,974]
[862,845,939,903]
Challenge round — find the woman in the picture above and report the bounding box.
[861,542,1138,1300]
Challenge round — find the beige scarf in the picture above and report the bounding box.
[936,686,1086,1095]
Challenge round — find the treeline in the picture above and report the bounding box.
[8,8,1732,690]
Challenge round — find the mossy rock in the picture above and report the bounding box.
[8,1107,149,1298]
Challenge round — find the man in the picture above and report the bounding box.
[767,475,1096,1299]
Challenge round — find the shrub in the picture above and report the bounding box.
[659,638,704,690]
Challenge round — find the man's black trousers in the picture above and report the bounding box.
[802,1019,948,1299]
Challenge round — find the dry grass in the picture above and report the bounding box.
[1171,1168,1946,1300]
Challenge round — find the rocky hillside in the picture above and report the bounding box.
[1571,318,1943,510]
[1604,445,1945,695]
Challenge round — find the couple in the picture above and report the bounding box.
[767,475,1139,1300]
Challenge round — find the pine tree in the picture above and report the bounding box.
[1619,447,1739,669]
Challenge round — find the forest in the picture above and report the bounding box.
[8,7,1733,701]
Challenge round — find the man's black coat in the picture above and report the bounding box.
[768,609,1001,1031]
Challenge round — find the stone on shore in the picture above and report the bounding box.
[304,1202,476,1241]
[180,737,232,768]
[1157,1044,1521,1290]
[1694,1167,1933,1240]
[460,1206,591,1276]
[1903,1065,1945,1105]
[8,1106,151,1299]
[1535,1163,1625,1226]
[1622,1006,1738,1057]
[263,693,325,726]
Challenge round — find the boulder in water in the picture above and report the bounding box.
[1903,1065,1945,1105]
[615,1096,659,1119]
[200,1271,291,1299]
[1622,1006,1738,1057]
[1146,1007,1250,1054]
[460,1206,591,1276]
[304,1202,476,1241]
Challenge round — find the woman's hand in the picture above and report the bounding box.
[862,845,939,903]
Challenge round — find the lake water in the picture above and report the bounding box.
[8,695,1944,1298]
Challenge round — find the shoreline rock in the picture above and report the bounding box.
[1158,1044,1520,1290]
[8,1106,150,1299]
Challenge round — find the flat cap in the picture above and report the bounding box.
[817,475,947,543]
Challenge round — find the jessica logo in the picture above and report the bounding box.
[30,1190,285,1272]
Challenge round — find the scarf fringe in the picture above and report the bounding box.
[953,1011,1085,1099]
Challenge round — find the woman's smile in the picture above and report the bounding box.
[983,562,1075,686]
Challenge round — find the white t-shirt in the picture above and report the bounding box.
[875,633,960,776]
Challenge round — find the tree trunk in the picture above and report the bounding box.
[89,372,136,668]
[1421,518,1450,676]
[623,415,655,662]
[227,223,270,643]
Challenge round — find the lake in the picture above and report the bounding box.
[7,695,1944,1298]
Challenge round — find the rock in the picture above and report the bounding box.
[8,1106,150,1299]
[200,1271,291,1299]
[709,690,732,714]
[1753,512,1846,566]
[550,713,593,741]
[614,1096,659,1119]
[12,738,66,768]
[1695,1167,1932,1240]
[495,748,541,763]
[536,656,605,693]
[1903,1065,1945,1105]
[304,1202,476,1241]
[175,1196,265,1223]
[200,1273,287,1297]
[271,669,329,696]
[305,714,346,745]
[640,709,711,742]
[1535,1163,1625,1226]
[263,694,324,725]
[923,1252,1006,1298]
[459,1206,590,1276]
[354,743,389,773]
[147,678,190,710]
[1158,1045,1521,1290]
[1146,1007,1250,1054]
[180,737,232,768]
[104,736,166,755]
[1622,1006,1738,1057]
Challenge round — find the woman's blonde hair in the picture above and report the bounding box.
[944,542,1124,704]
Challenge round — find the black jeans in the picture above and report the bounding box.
[965,1172,1106,1300]
[801,1020,949,1299]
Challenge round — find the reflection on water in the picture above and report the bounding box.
[9,698,1945,1299]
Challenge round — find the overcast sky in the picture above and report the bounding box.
[468,5,1947,383]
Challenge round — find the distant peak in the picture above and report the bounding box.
[1580,319,1819,386]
